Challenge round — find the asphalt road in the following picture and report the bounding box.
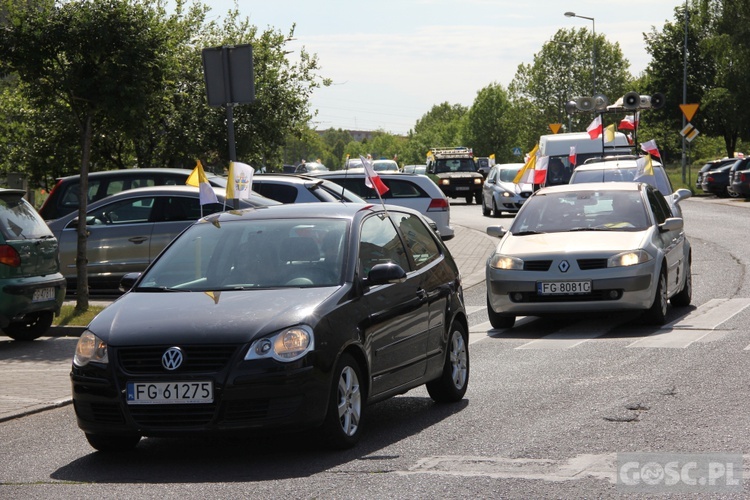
[1,196,750,498]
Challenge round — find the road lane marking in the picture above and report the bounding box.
[515,317,632,350]
[627,329,715,348]
[669,298,750,330]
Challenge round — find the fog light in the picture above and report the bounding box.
[609,290,619,299]
[513,292,524,302]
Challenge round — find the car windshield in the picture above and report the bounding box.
[137,217,349,291]
[510,190,649,234]
[571,165,673,195]
[499,167,522,182]
[373,160,399,171]
[435,158,476,173]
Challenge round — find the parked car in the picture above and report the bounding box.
[313,171,454,240]
[701,161,740,198]
[729,157,750,199]
[485,182,691,329]
[0,189,66,341]
[251,174,365,204]
[475,157,493,178]
[294,162,329,174]
[372,160,399,172]
[694,158,735,193]
[402,165,427,175]
[70,202,469,451]
[46,185,279,292]
[481,163,533,218]
[569,156,692,218]
[39,168,227,221]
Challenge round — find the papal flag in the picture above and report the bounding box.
[603,124,616,143]
[635,154,655,183]
[186,160,219,205]
[227,161,255,200]
[513,144,539,184]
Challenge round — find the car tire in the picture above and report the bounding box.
[465,195,473,204]
[482,198,491,217]
[492,199,502,218]
[728,187,740,198]
[85,433,141,452]
[321,353,364,449]
[474,192,481,204]
[426,322,469,403]
[670,263,692,307]
[644,269,668,325]
[487,296,515,328]
[2,311,54,341]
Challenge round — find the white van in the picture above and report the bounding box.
[538,131,632,186]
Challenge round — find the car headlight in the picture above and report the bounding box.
[473,178,482,185]
[608,249,653,268]
[501,191,513,198]
[489,253,524,270]
[439,179,450,186]
[74,331,109,366]
[245,325,314,362]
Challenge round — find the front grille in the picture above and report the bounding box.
[117,345,239,374]
[510,290,619,303]
[577,259,608,270]
[524,260,552,271]
[128,404,217,427]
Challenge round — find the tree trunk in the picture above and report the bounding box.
[75,113,93,312]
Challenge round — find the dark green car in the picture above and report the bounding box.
[0,189,66,341]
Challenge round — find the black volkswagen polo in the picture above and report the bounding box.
[71,203,469,451]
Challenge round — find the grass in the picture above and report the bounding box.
[54,304,105,327]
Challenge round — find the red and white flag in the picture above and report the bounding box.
[360,155,389,196]
[618,112,639,131]
[533,156,548,184]
[640,139,661,159]
[586,115,603,139]
[569,146,577,166]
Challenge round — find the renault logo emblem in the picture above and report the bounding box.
[559,260,570,273]
[162,347,184,370]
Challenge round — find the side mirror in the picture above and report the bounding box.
[486,226,507,238]
[659,217,684,233]
[366,262,407,286]
[672,188,692,204]
[119,272,141,292]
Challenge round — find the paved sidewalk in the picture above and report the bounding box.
[0,224,497,422]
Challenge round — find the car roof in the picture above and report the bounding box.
[537,182,644,195]
[53,167,222,181]
[0,188,27,198]
[199,200,414,224]
[575,158,664,170]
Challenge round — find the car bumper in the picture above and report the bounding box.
[486,266,656,316]
[0,275,66,327]
[71,357,331,437]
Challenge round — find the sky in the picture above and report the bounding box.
[196,0,686,135]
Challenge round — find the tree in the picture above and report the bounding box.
[508,28,632,145]
[401,103,468,165]
[1,0,170,310]
[464,83,513,161]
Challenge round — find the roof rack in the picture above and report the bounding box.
[427,147,473,158]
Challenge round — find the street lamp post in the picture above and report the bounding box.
[564,11,596,95]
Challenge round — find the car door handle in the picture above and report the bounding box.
[128,236,148,244]
[416,288,428,300]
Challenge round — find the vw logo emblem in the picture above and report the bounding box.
[162,347,184,371]
[558,260,570,273]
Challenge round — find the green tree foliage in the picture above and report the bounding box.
[400,102,468,165]
[509,28,632,146]
[464,83,513,161]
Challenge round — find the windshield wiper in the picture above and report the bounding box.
[135,286,188,292]
[512,230,545,236]
[568,227,610,232]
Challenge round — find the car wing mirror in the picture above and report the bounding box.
[366,262,407,286]
[119,272,141,292]
[486,226,507,238]
[659,217,683,233]
[672,188,692,203]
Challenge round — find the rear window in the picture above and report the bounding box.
[0,194,52,240]
[325,178,428,200]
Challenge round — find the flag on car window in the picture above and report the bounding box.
[533,155,548,184]
[640,139,661,159]
[635,154,655,182]
[227,161,254,200]
[360,155,389,196]
[586,115,603,139]
[513,144,539,184]
[569,146,577,166]
[186,160,219,205]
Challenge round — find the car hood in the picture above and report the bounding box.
[498,230,648,256]
[497,181,533,193]
[87,287,342,346]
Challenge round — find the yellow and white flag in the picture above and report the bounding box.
[513,144,539,184]
[635,154,654,181]
[227,161,255,200]
[186,160,219,205]
[603,124,616,143]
